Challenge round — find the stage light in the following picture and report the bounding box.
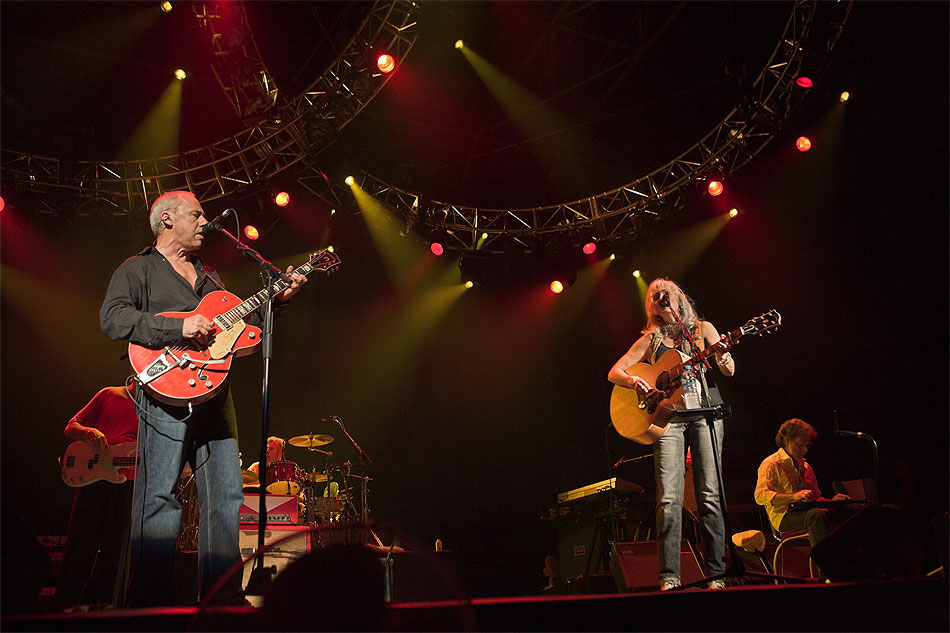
[327,245,335,253]
[839,91,850,102]
[344,176,355,186]
[244,225,260,240]
[729,208,739,218]
[609,254,616,261]
[465,280,474,288]
[632,270,641,278]
[174,68,187,81]
[481,232,488,239]
[274,191,290,207]
[430,242,444,256]
[160,1,172,12]
[330,209,336,215]
[0,195,4,212]
[796,136,812,152]
[550,280,564,294]
[796,76,813,88]
[707,180,724,197]
[376,53,395,74]
[582,242,597,255]
[455,40,464,50]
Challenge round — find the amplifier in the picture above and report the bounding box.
[240,494,298,525]
[611,539,703,592]
[239,526,311,606]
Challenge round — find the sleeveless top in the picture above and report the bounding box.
[650,323,724,407]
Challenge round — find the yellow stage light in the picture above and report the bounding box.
[274,191,290,207]
[161,1,172,13]
[174,68,186,81]
[839,91,850,102]
[345,176,355,186]
[729,208,739,218]
[465,280,474,289]
[609,254,616,261]
[550,280,564,294]
[633,269,641,278]
[455,40,464,50]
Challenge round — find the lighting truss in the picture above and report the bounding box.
[0,0,422,221]
[354,0,852,254]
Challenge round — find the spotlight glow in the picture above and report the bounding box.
[839,91,850,102]
[465,280,474,288]
[796,136,812,152]
[455,40,464,49]
[633,270,641,278]
[161,1,172,12]
[0,195,4,212]
[582,242,597,255]
[550,280,564,294]
[707,180,724,197]
[174,68,187,81]
[344,176,355,186]
[274,191,290,207]
[430,242,444,256]
[796,76,813,88]
[376,53,395,74]
[729,208,739,218]
[609,254,616,261]
[244,225,260,240]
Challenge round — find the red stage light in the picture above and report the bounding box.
[707,180,724,197]
[0,195,5,212]
[582,242,597,255]
[430,242,444,256]
[550,280,564,294]
[244,225,260,240]
[796,76,813,88]
[376,53,395,74]
[274,191,290,207]
[796,136,812,152]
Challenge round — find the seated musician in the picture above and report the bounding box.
[248,435,286,477]
[755,418,849,576]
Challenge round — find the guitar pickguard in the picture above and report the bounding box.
[207,320,245,360]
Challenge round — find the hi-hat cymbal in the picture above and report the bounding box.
[288,433,334,448]
[241,469,258,484]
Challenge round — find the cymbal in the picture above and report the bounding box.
[287,433,334,448]
[301,471,329,483]
[241,469,258,484]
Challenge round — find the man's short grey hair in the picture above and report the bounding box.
[149,191,198,236]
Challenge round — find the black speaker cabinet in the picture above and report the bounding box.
[611,539,703,592]
[810,503,911,582]
[557,517,610,581]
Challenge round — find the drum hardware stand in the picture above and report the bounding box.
[660,299,802,588]
[327,416,382,547]
[212,222,296,597]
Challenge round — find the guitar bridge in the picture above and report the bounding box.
[135,347,186,385]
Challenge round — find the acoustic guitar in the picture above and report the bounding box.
[610,310,781,444]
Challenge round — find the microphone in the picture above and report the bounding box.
[655,292,671,308]
[199,208,234,236]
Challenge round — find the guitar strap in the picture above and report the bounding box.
[651,321,704,362]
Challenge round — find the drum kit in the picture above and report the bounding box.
[239,432,371,526]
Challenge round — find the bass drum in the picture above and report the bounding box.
[265,460,301,495]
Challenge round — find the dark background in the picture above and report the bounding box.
[1,2,947,597]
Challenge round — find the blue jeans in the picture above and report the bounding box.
[126,388,244,606]
[654,416,725,583]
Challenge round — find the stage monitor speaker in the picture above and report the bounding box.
[239,526,310,604]
[611,539,703,592]
[810,503,909,582]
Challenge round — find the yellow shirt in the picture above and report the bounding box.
[754,447,821,531]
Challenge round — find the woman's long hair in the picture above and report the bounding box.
[643,278,701,339]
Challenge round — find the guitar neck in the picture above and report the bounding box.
[218,261,313,327]
[672,326,744,375]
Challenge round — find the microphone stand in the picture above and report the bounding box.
[328,416,381,546]
[210,226,293,596]
[661,302,802,587]
[832,409,880,486]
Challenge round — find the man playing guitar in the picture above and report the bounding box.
[54,385,138,611]
[99,190,307,606]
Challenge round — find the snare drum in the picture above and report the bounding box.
[265,460,300,495]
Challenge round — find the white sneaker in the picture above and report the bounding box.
[707,579,726,589]
[660,579,681,591]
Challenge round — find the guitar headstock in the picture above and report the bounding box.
[740,309,781,337]
[307,249,342,274]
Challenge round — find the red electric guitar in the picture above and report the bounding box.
[128,249,340,406]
